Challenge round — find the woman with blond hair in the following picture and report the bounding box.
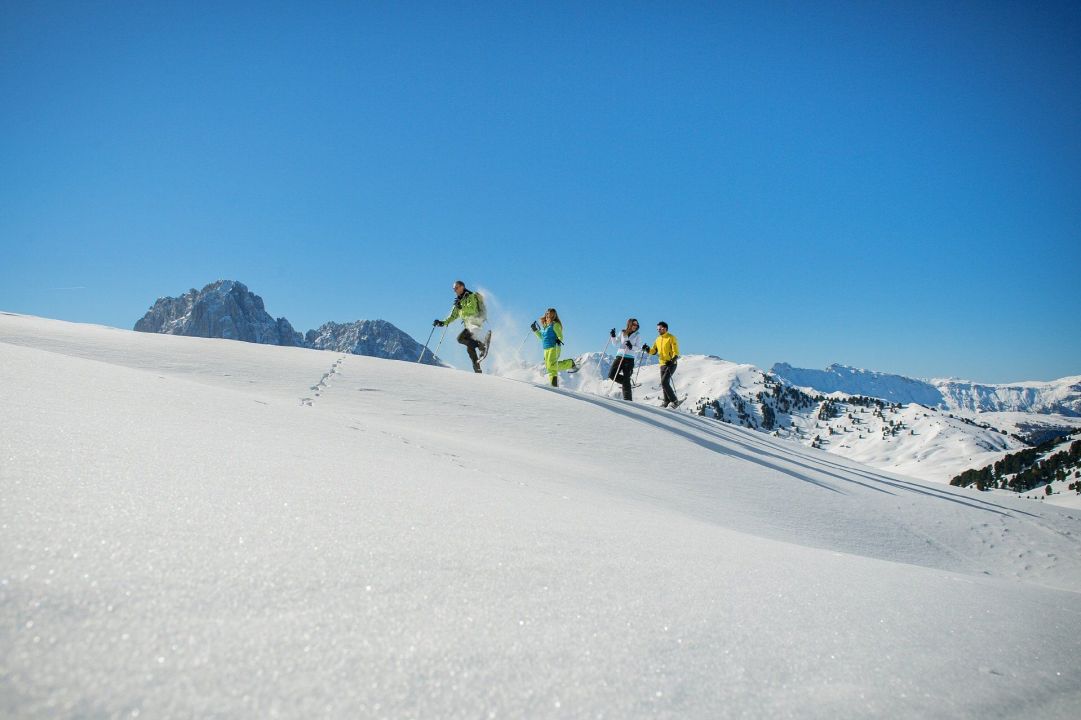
[607,318,643,401]
[531,308,578,387]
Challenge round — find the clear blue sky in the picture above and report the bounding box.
[2,0,1078,382]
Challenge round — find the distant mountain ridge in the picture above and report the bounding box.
[771,362,1081,417]
[135,280,443,366]
[500,353,1081,483]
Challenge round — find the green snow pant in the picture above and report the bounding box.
[544,346,575,379]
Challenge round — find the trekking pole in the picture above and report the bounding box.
[630,347,647,387]
[417,325,437,364]
[609,351,628,390]
[633,346,648,385]
[596,337,613,378]
[515,328,533,359]
[432,323,450,362]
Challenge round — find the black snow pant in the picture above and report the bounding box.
[660,362,678,405]
[458,329,483,372]
[607,355,635,400]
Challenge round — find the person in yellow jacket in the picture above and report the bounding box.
[646,321,681,407]
[531,308,578,387]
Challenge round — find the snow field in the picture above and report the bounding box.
[2,314,1081,718]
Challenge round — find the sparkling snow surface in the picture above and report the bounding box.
[2,314,1081,719]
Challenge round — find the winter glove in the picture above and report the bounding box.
[642,344,650,352]
[610,328,616,338]
[433,319,445,327]
[530,321,539,332]
[624,341,633,349]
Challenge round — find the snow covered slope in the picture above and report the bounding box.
[969,411,1081,446]
[497,352,1039,483]
[952,430,1081,510]
[3,313,1081,719]
[812,404,1021,480]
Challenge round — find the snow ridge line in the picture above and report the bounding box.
[300,356,347,407]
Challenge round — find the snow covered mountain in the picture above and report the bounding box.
[494,353,1054,483]
[305,320,434,364]
[3,312,1080,719]
[135,280,444,366]
[951,429,1081,508]
[936,375,1081,416]
[771,362,1081,417]
[770,362,944,405]
[135,279,306,346]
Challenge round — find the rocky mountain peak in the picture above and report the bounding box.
[135,280,305,346]
[134,281,443,365]
[306,319,439,365]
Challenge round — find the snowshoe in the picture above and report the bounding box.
[478,330,492,361]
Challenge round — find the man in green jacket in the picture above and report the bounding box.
[434,280,490,373]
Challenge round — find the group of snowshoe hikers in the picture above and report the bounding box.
[433,280,683,408]
[606,318,681,407]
